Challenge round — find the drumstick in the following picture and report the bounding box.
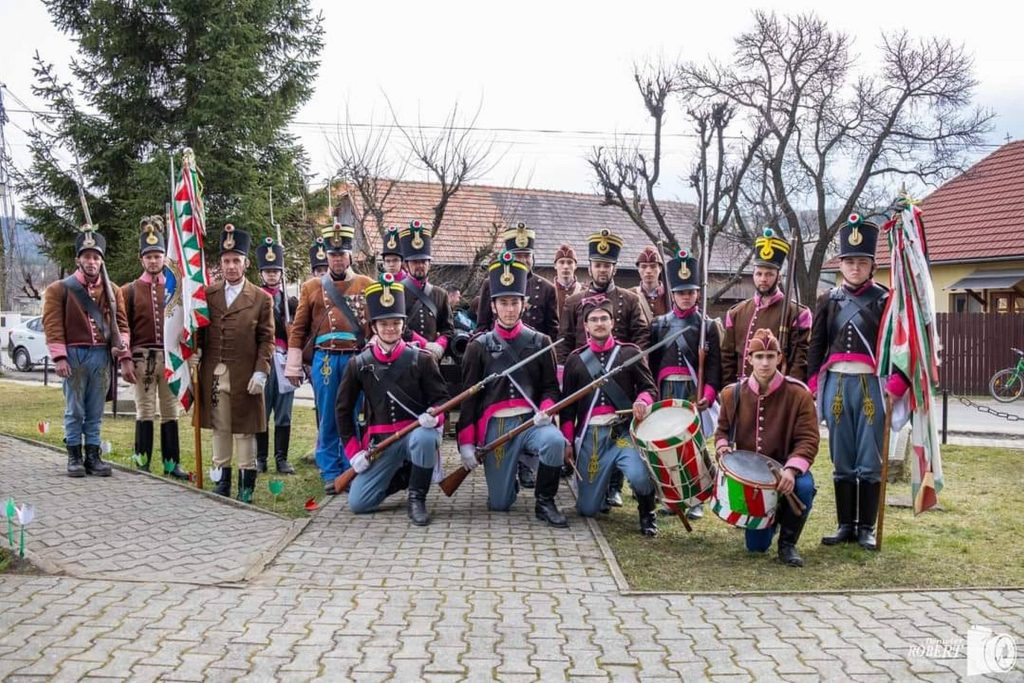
[673,506,693,533]
[769,470,805,517]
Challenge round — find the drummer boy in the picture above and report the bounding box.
[714,328,818,567]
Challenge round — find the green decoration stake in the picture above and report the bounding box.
[269,479,284,512]
[163,459,175,475]
[4,498,15,549]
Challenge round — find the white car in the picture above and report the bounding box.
[7,316,50,371]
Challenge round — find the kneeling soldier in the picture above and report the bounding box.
[337,274,449,525]
[715,329,818,567]
[560,296,660,535]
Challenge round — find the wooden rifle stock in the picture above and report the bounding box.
[334,338,563,494]
[439,329,684,497]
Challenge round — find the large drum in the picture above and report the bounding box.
[712,450,779,530]
[631,399,715,514]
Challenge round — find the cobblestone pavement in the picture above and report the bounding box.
[1,436,1022,681]
[0,435,305,584]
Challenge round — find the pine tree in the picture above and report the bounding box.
[17,0,324,282]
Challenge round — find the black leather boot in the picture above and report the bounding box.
[777,504,809,567]
[517,461,536,489]
[407,464,433,526]
[606,469,624,508]
[821,480,857,545]
[255,432,269,473]
[274,425,295,475]
[83,444,112,477]
[67,443,85,478]
[160,421,189,480]
[385,460,411,497]
[857,480,881,550]
[213,466,232,497]
[535,463,569,528]
[637,491,658,537]
[134,420,154,470]
[237,469,257,504]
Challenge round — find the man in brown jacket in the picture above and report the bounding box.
[632,245,669,320]
[552,243,585,316]
[43,226,134,477]
[121,216,188,480]
[197,225,275,502]
[714,328,818,567]
[559,229,651,507]
[720,228,811,384]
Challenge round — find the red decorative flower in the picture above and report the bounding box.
[412,219,422,229]
[848,213,861,224]
[501,251,514,263]
[304,498,319,512]
[678,249,688,259]
[382,272,395,284]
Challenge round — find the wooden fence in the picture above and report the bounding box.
[936,313,1024,394]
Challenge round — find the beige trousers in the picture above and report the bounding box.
[132,349,179,422]
[210,363,256,469]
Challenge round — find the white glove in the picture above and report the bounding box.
[247,371,267,395]
[418,412,438,429]
[425,341,444,361]
[350,450,370,474]
[459,444,479,470]
[532,411,552,427]
[187,353,201,370]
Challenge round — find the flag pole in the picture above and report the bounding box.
[875,394,893,551]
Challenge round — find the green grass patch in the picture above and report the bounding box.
[0,380,326,518]
[599,443,1024,591]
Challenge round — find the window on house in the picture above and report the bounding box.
[989,291,1024,314]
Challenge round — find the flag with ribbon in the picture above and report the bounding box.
[878,194,944,514]
[163,148,210,410]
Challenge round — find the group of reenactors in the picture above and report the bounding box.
[43,208,907,567]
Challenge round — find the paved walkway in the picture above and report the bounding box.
[1,436,1022,681]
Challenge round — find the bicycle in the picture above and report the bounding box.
[989,348,1024,402]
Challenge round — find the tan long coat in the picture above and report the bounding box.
[198,280,274,433]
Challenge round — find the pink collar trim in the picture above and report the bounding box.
[844,279,874,296]
[139,271,166,285]
[495,321,523,339]
[75,270,100,287]
[372,339,407,363]
[746,371,785,396]
[673,304,698,318]
[261,285,280,296]
[587,336,616,352]
[754,290,783,308]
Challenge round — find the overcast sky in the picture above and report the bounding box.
[2,0,1022,208]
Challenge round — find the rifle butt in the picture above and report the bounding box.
[334,469,356,494]
[439,466,470,497]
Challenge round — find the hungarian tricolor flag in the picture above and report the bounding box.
[163,148,210,410]
[878,195,944,514]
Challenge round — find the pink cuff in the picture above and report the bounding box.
[784,456,811,474]
[457,425,476,447]
[636,392,653,406]
[47,343,68,361]
[703,384,717,405]
[794,308,812,330]
[285,347,304,377]
[540,398,556,412]
[344,436,360,459]
[885,373,910,398]
[807,374,819,394]
[436,335,449,351]
[561,420,574,445]
[409,330,429,348]
[715,438,730,451]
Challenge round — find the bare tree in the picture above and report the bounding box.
[679,11,994,302]
[389,98,501,236]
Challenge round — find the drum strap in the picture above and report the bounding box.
[728,380,743,446]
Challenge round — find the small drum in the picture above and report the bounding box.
[631,399,716,514]
[712,450,779,530]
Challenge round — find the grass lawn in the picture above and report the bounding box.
[599,442,1024,592]
[0,379,326,518]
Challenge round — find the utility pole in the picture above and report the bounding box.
[0,83,15,310]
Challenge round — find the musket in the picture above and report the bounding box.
[439,328,685,497]
[777,226,799,375]
[695,194,710,403]
[269,186,290,324]
[70,148,125,410]
[333,338,563,494]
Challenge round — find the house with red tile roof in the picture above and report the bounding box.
[832,141,1024,314]
[326,179,757,311]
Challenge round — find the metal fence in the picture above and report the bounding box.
[936,313,1024,394]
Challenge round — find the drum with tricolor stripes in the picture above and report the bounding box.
[631,399,715,514]
[711,450,779,530]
